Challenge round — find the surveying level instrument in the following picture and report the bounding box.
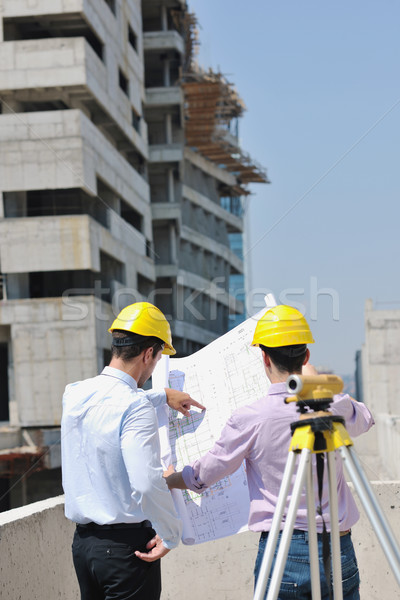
[254,374,400,600]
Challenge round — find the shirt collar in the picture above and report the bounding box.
[268,382,289,396]
[101,366,138,392]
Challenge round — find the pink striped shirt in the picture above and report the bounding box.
[182,382,374,533]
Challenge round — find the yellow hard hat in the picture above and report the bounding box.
[109,302,176,355]
[251,305,315,348]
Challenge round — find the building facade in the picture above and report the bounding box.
[0,0,267,509]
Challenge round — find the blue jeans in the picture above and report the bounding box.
[254,529,360,599]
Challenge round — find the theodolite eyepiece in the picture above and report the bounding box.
[286,374,343,398]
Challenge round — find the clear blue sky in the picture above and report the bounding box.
[188,0,400,376]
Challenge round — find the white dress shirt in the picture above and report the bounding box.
[61,366,182,549]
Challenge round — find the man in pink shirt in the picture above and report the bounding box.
[166,305,374,599]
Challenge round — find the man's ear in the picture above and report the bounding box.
[303,348,310,366]
[262,350,271,368]
[142,346,154,364]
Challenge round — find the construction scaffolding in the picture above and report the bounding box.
[181,66,269,187]
[171,9,199,73]
[170,6,268,188]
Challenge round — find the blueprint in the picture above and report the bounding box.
[161,310,272,544]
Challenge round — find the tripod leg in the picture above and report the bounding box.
[339,445,400,586]
[306,455,322,600]
[327,451,343,600]
[265,449,312,600]
[254,451,298,600]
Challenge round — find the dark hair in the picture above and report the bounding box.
[111,330,164,361]
[260,344,307,374]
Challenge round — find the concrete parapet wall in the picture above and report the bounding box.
[0,496,77,600]
[0,0,83,18]
[143,30,184,54]
[0,110,85,192]
[146,86,183,107]
[0,109,149,210]
[163,480,400,600]
[0,215,93,273]
[0,37,96,90]
[1,483,399,600]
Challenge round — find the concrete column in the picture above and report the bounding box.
[171,280,178,322]
[0,273,6,302]
[165,113,172,144]
[6,274,29,300]
[3,192,27,218]
[176,277,184,320]
[8,397,18,427]
[7,348,17,425]
[161,5,168,31]
[163,58,170,87]
[167,169,175,202]
[20,477,27,506]
[170,224,177,264]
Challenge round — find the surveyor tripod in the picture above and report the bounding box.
[253,375,400,600]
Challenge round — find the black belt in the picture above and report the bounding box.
[77,520,151,530]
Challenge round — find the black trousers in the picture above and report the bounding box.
[72,524,161,600]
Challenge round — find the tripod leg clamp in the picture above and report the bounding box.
[289,421,353,453]
[328,421,353,451]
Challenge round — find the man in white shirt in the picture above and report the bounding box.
[61,302,205,600]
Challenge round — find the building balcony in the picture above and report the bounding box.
[172,318,219,347]
[145,86,183,107]
[1,0,84,18]
[0,213,149,275]
[0,37,147,159]
[182,185,244,234]
[184,147,240,189]
[0,480,399,598]
[0,109,151,235]
[180,225,243,275]
[154,266,243,314]
[143,30,184,54]
[151,202,182,228]
[149,143,184,163]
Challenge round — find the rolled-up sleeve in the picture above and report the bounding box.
[182,412,250,493]
[331,394,374,437]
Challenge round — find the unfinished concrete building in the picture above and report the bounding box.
[0,0,267,509]
[143,4,268,352]
[356,299,400,480]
